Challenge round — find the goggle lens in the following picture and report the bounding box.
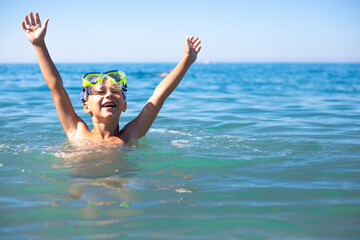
[105,71,125,81]
[84,73,102,83]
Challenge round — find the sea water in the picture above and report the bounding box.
[0,63,359,239]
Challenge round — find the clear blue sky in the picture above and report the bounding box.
[1,0,359,63]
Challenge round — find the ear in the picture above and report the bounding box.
[83,102,91,114]
[122,101,127,112]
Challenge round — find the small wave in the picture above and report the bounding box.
[175,188,194,193]
[241,144,261,152]
[171,140,192,148]
[149,128,193,136]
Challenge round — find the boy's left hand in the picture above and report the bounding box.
[184,36,201,64]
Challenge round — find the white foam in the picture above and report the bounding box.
[149,128,193,136]
[175,188,192,193]
[171,139,192,148]
[242,144,261,152]
[149,128,167,133]
[168,130,193,136]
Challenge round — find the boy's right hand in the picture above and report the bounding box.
[22,12,49,47]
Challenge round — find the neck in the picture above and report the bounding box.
[91,119,120,140]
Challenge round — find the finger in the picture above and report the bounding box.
[29,12,36,25]
[191,38,199,47]
[25,15,31,26]
[22,21,27,31]
[43,19,49,30]
[35,12,41,26]
[196,46,201,53]
[194,40,201,49]
[189,36,194,43]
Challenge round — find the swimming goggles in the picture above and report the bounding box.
[82,70,127,89]
[81,70,127,102]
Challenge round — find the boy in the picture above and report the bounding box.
[22,12,201,146]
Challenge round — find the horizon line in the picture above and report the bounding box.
[1,61,360,64]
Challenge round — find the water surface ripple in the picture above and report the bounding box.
[0,63,359,239]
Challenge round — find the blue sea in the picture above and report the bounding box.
[0,63,359,239]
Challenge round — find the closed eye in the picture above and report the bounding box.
[93,91,106,95]
[91,89,122,96]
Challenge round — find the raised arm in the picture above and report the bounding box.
[124,36,201,140]
[22,12,87,138]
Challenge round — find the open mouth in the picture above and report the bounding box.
[102,101,117,108]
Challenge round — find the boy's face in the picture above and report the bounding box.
[83,82,127,119]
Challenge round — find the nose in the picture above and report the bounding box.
[104,90,114,98]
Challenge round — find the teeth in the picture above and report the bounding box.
[103,102,115,107]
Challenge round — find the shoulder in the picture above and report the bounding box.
[67,121,91,141]
[119,121,138,143]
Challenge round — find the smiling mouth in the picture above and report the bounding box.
[102,102,117,108]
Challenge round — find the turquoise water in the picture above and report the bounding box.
[0,63,359,239]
